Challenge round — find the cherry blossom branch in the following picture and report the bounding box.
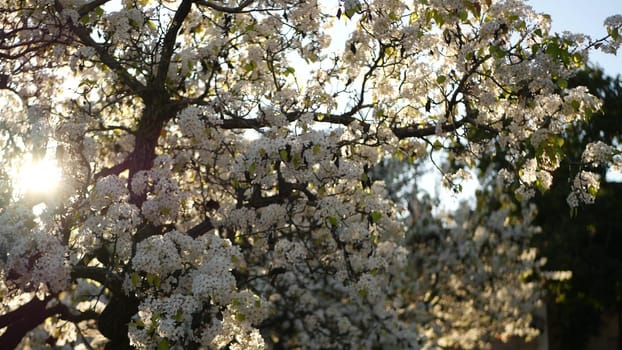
[187,219,215,238]
[194,0,255,13]
[54,0,147,96]
[392,117,474,138]
[87,123,135,134]
[94,158,131,180]
[77,0,113,17]
[0,295,97,349]
[216,108,486,140]
[0,8,69,60]
[154,0,193,88]
[71,265,125,296]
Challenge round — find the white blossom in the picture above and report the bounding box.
[568,171,601,206]
[582,141,613,165]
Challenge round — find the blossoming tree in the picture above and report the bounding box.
[1,0,621,348]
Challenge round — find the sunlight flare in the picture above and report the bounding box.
[15,155,62,196]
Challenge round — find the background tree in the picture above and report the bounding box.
[375,66,622,349]
[0,0,621,349]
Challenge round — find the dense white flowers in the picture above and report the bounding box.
[133,234,184,276]
[129,294,201,348]
[567,171,601,206]
[91,175,128,210]
[582,141,613,165]
[4,230,68,292]
[520,159,538,184]
[602,15,622,53]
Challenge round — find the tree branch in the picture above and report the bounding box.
[71,265,124,296]
[194,0,255,13]
[78,0,112,17]
[187,219,215,238]
[93,157,131,180]
[0,295,97,349]
[154,0,193,88]
[54,0,147,96]
[392,118,470,138]
[216,108,485,140]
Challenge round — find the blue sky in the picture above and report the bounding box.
[528,0,622,77]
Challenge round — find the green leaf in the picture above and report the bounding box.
[458,10,468,21]
[243,61,256,72]
[370,211,382,223]
[293,154,301,168]
[327,216,339,226]
[489,45,506,59]
[571,52,584,67]
[174,309,184,322]
[284,66,295,76]
[589,185,598,196]
[131,272,140,287]
[436,75,447,84]
[344,0,362,19]
[312,144,320,155]
[234,231,243,244]
[431,9,445,26]
[157,339,170,350]
[545,43,559,56]
[392,150,404,161]
[537,134,565,164]
[557,78,568,90]
[570,100,581,111]
[433,140,443,150]
[279,149,289,162]
[153,274,161,288]
[361,172,369,183]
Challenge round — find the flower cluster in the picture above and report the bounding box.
[132,156,187,225]
[567,171,601,207]
[4,229,68,293]
[90,175,128,210]
[582,141,613,165]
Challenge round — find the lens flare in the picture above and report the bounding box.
[15,156,62,196]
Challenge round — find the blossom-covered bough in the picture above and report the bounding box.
[0,0,621,348]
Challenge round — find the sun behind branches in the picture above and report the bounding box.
[15,154,62,197]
